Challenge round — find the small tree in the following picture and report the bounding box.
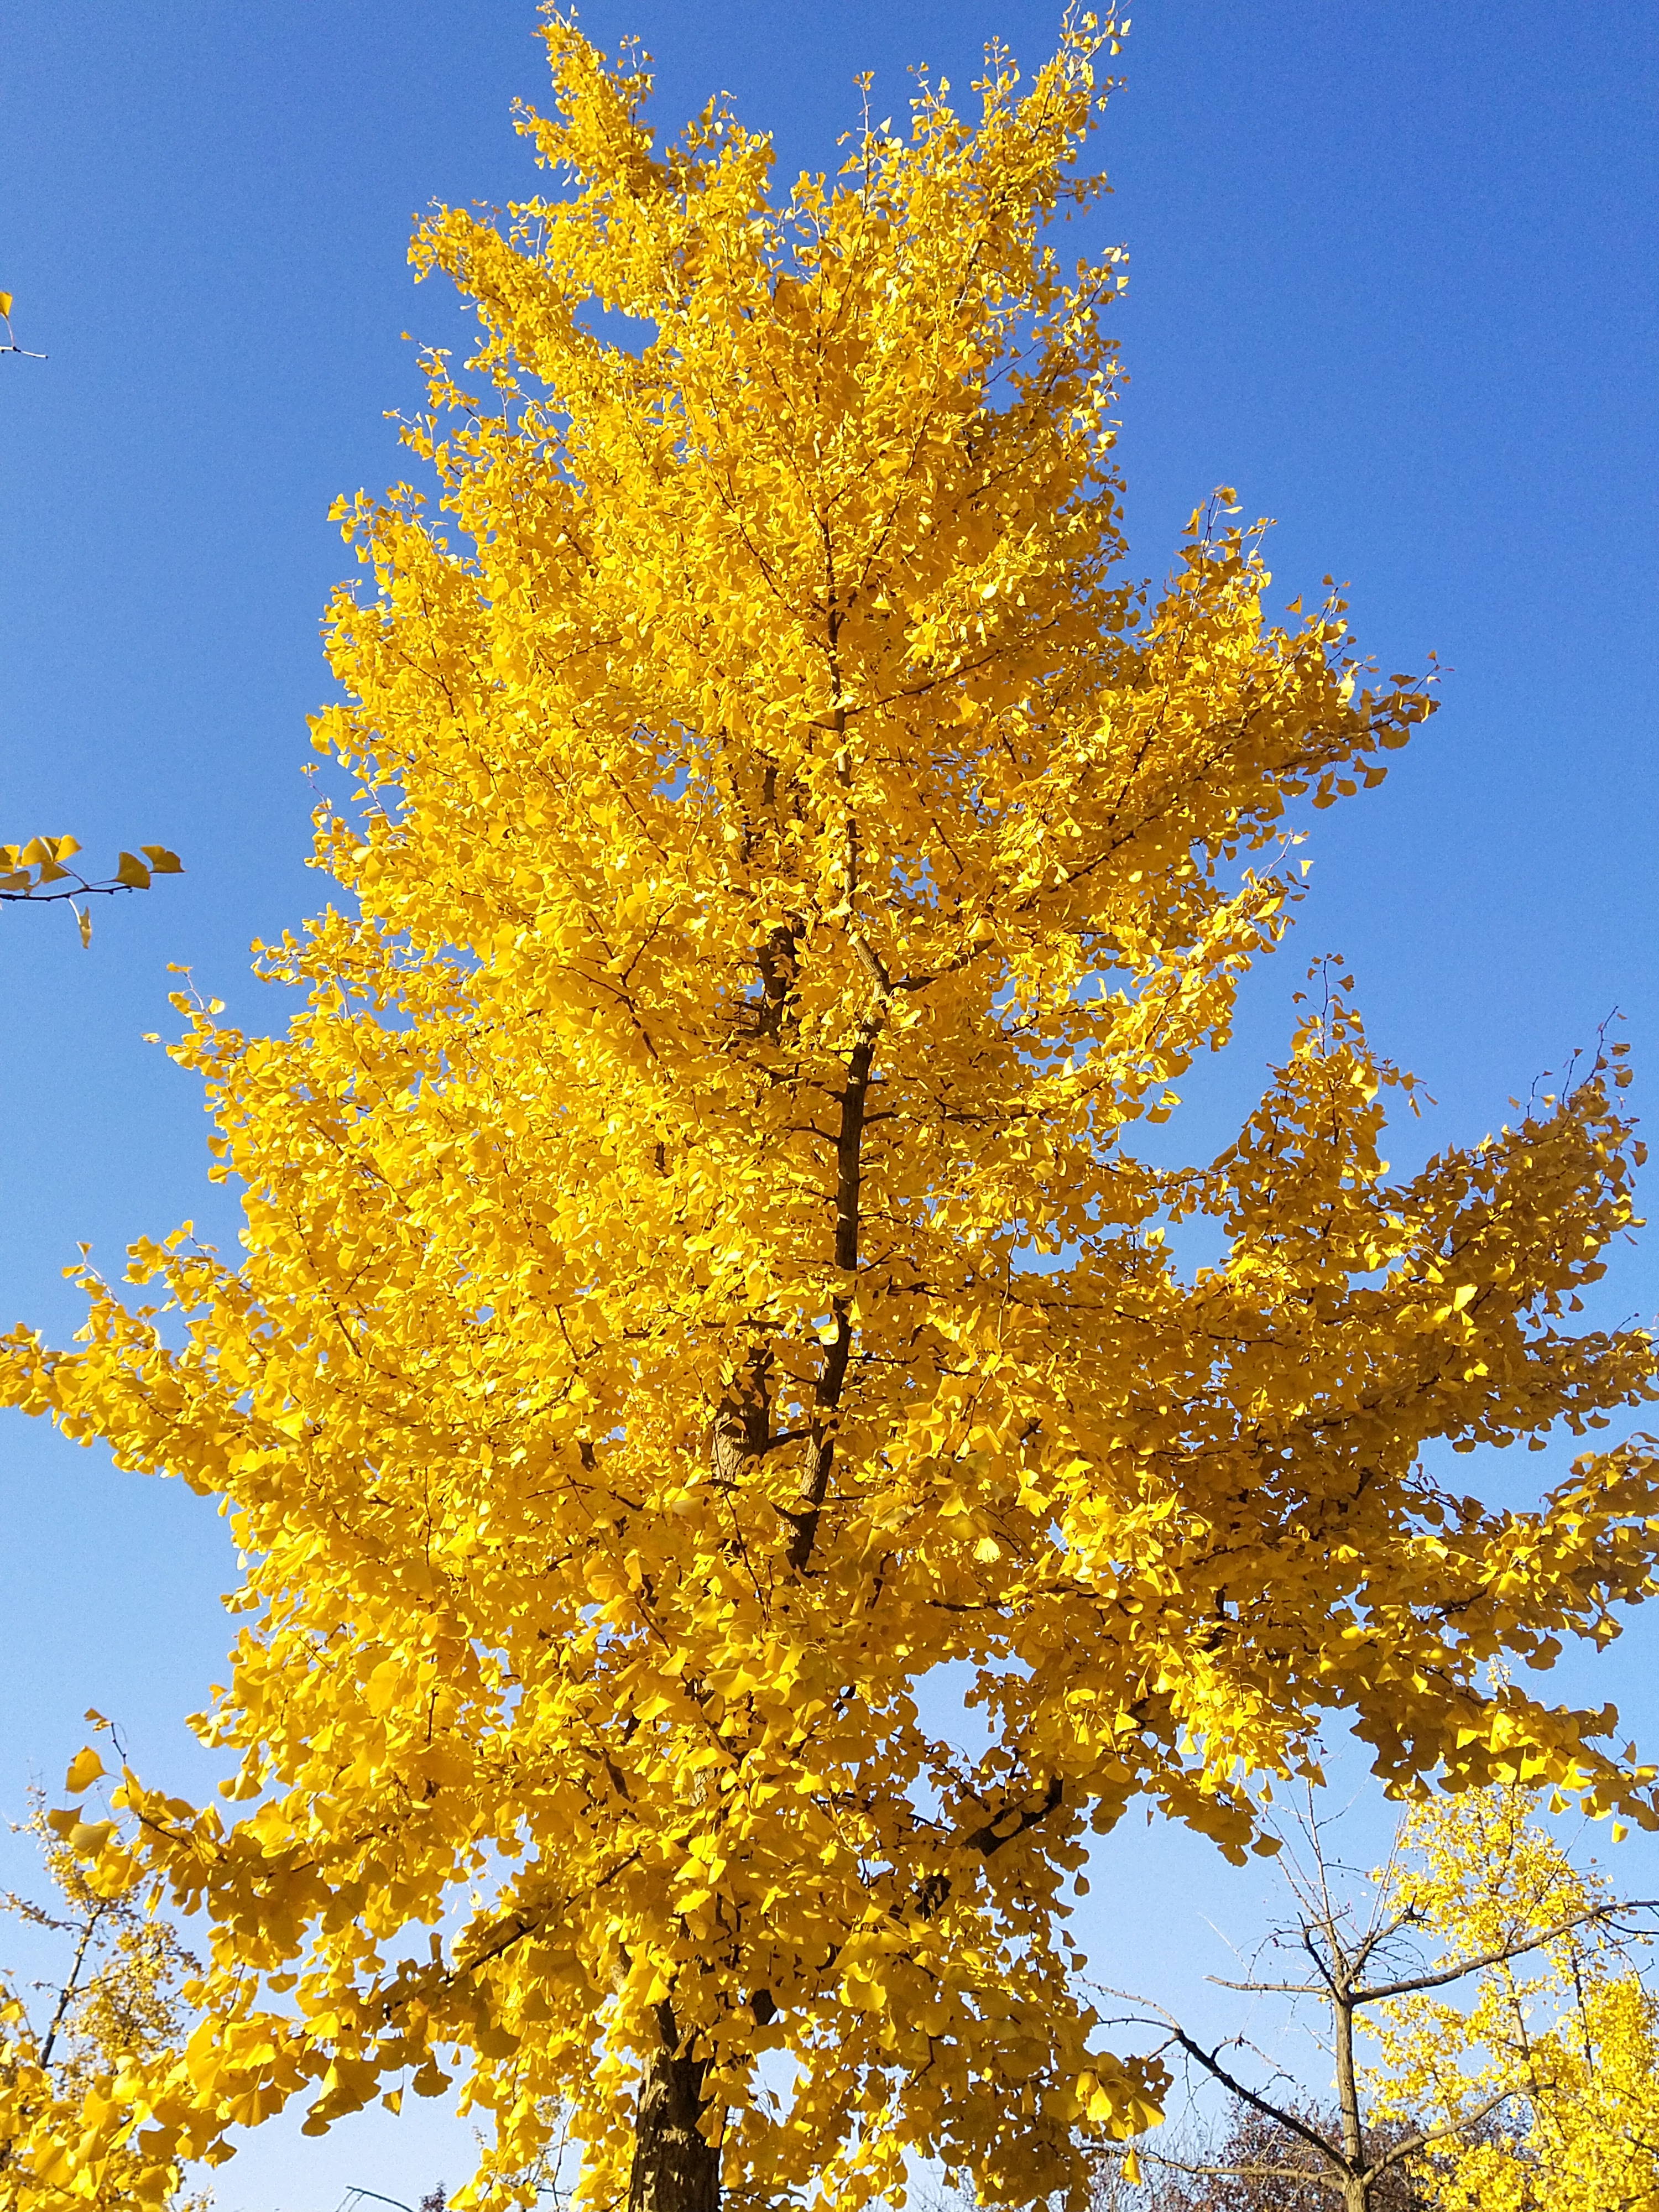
[1100,1787,1657,2212]
[1368,1787,1659,2211]
[0,1794,204,2211]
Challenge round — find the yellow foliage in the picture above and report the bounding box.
[1365,1786,1659,2211]
[1,16,1654,2211]
[0,1800,205,2212]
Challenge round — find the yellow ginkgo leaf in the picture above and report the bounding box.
[65,1745,105,1794]
[114,851,152,889]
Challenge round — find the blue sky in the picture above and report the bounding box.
[2,3,1655,2203]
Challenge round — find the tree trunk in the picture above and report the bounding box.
[1331,1981,1371,2212]
[628,2006,720,2212]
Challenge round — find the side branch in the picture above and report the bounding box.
[1165,2027,1353,2182]
[1353,1897,1659,2006]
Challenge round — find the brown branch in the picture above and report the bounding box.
[1353,1898,1659,2006]
[36,1900,113,2071]
[1369,2083,1524,2176]
[959,1773,1065,1857]
[782,1301,852,1574]
[1159,2024,1355,2178]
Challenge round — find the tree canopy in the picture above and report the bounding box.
[2,15,1654,2212]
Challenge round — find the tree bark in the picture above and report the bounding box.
[1332,1984,1371,2212]
[628,2005,720,2212]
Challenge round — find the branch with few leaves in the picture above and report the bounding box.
[1,836,184,944]
[0,284,48,359]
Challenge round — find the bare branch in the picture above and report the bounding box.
[1354,1898,1659,2005]
[1369,2082,1525,2174]
[1163,2027,1354,2181]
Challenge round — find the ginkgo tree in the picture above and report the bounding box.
[1094,1781,1659,2212]
[1368,1787,1659,2211]
[2,14,1655,2212]
[0,1797,206,2212]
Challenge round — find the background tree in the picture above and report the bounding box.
[0,1788,204,2212]
[1092,2100,1428,2212]
[2,15,1656,2212]
[1367,1786,1659,2211]
[1098,1785,1657,2212]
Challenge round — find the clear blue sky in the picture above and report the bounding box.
[2,4,1655,2204]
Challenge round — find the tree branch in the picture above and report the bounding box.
[1354,1898,1659,2005]
[1162,2027,1354,2182]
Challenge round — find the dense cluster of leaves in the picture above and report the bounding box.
[1,12,1653,2211]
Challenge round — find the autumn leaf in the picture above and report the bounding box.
[64,1747,105,1794]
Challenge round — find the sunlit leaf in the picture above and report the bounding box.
[65,1746,105,1794]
